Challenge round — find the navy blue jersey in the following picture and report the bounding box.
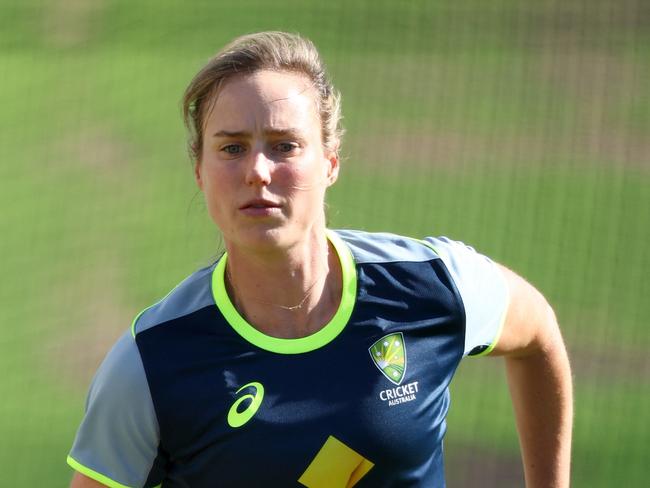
[68,229,508,487]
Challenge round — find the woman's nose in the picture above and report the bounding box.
[245,150,272,186]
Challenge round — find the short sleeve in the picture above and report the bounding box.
[424,237,510,357]
[67,330,161,488]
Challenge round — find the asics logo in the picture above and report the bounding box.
[227,381,265,428]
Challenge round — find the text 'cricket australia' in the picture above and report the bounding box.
[379,381,419,406]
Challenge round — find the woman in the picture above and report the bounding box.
[68,32,572,487]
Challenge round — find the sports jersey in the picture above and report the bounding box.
[67,229,509,488]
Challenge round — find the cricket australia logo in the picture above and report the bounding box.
[369,332,407,385]
[369,332,419,407]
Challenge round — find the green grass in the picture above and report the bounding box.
[1,1,648,486]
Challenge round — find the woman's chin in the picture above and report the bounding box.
[227,224,295,252]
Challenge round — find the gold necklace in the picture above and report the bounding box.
[226,266,328,312]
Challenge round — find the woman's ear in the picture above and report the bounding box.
[326,143,340,186]
[194,160,204,190]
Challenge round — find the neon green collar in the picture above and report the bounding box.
[212,229,357,354]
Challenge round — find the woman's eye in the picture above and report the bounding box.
[275,142,297,153]
[222,144,244,155]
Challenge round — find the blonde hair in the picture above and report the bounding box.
[182,31,343,161]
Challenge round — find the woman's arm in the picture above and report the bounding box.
[70,472,107,488]
[490,265,573,488]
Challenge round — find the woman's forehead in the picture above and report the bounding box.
[224,70,314,102]
[206,70,319,132]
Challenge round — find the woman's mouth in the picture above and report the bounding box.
[240,199,282,216]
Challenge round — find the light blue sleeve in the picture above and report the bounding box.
[67,329,160,488]
[424,237,510,357]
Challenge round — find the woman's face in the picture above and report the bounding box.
[195,70,339,252]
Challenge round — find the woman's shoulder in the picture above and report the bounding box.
[332,229,492,263]
[131,263,217,337]
[331,228,441,264]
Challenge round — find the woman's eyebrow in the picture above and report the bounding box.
[264,128,303,138]
[212,130,249,138]
[212,128,303,138]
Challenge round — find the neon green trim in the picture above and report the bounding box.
[471,268,511,357]
[411,237,439,256]
[67,455,133,488]
[212,229,357,354]
[130,307,149,338]
[130,274,200,338]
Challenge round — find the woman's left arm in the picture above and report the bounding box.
[490,264,573,488]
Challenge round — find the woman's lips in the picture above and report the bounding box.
[239,199,282,217]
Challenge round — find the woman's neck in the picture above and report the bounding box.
[224,230,342,338]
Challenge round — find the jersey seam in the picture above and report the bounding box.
[120,333,164,484]
[469,269,511,357]
[133,304,217,338]
[131,266,217,338]
[350,256,440,266]
[430,257,468,358]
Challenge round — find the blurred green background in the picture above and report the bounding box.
[1,0,648,486]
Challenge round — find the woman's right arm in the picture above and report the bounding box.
[70,472,108,487]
